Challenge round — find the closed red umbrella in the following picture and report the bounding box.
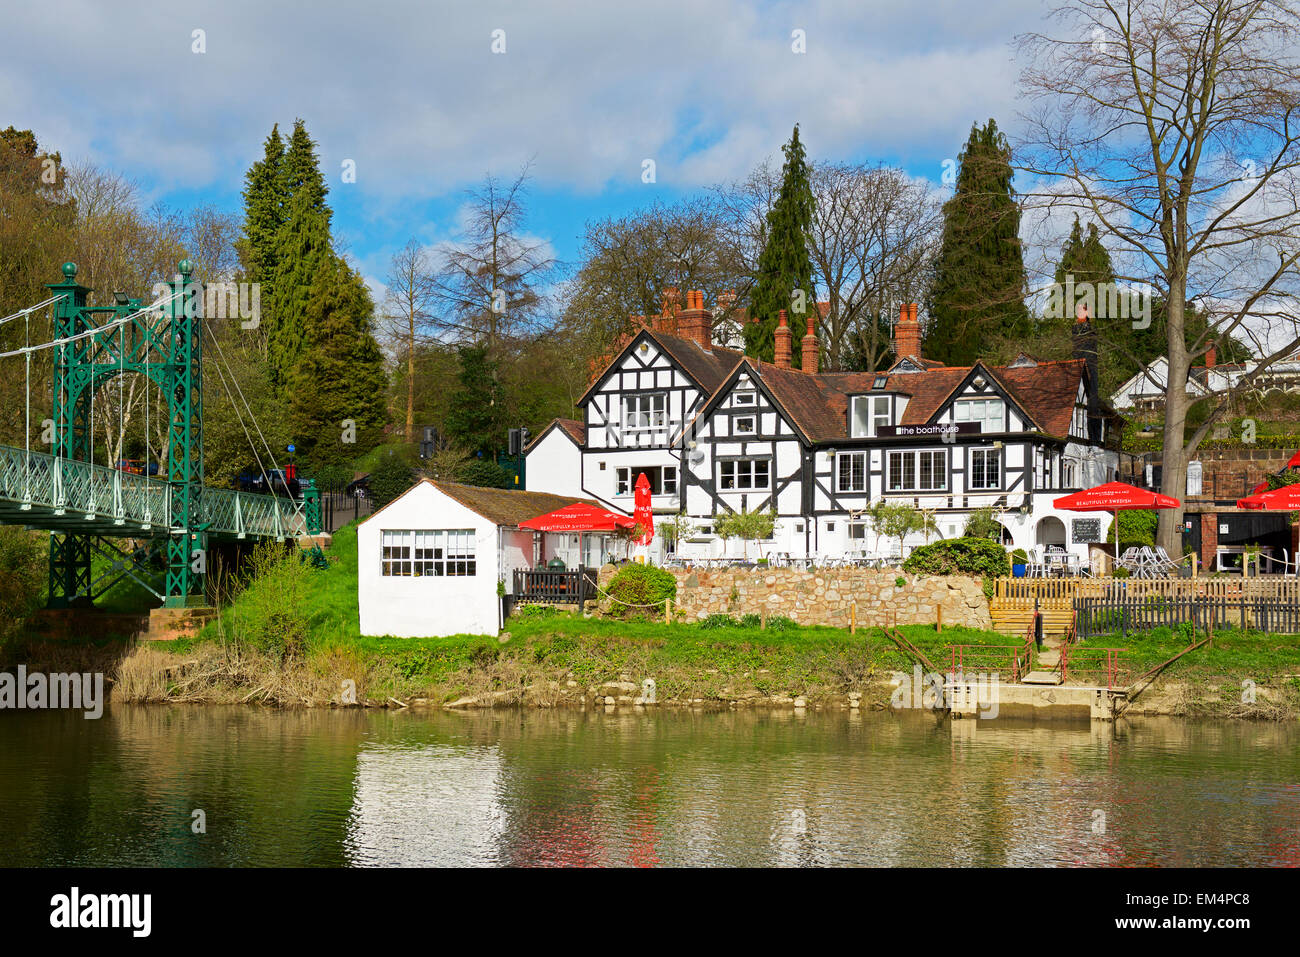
[1054,481,1180,568]
[633,473,655,547]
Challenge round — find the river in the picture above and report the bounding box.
[0,706,1296,866]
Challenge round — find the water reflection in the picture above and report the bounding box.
[0,705,1295,866]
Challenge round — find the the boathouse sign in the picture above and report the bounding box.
[876,423,980,439]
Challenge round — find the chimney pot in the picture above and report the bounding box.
[892,302,923,362]
[801,314,819,374]
[1206,341,1217,368]
[774,310,793,369]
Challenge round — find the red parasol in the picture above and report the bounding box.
[520,502,636,568]
[1237,482,1300,510]
[1054,481,1180,567]
[632,473,655,546]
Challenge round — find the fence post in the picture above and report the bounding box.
[850,601,857,635]
[935,605,942,634]
[665,598,672,624]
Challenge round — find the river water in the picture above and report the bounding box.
[0,706,1296,866]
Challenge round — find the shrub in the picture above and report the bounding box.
[765,615,797,632]
[605,563,677,617]
[902,537,1010,578]
[1010,548,1028,565]
[457,458,512,489]
[963,507,1003,541]
[367,450,416,508]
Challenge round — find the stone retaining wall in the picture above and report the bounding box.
[596,565,992,630]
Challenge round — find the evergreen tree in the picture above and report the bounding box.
[239,124,286,285]
[746,125,815,365]
[444,345,506,457]
[266,120,335,387]
[926,119,1031,365]
[287,256,388,469]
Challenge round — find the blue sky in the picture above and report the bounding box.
[2,0,1043,297]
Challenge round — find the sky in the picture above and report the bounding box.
[1,0,1048,299]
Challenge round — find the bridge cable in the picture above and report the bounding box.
[0,294,65,330]
[206,325,303,522]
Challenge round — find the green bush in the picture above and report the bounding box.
[1010,548,1029,565]
[1107,510,1156,545]
[367,450,416,508]
[963,507,1003,541]
[902,537,1011,578]
[605,563,677,617]
[457,459,513,489]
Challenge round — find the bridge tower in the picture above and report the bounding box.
[45,260,206,608]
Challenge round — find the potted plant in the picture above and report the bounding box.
[1010,548,1029,578]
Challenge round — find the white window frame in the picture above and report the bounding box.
[734,415,757,435]
[850,395,892,437]
[837,451,867,493]
[718,458,770,491]
[733,391,757,407]
[887,449,947,492]
[381,529,477,577]
[954,398,1005,432]
[615,466,677,496]
[969,448,1002,490]
[622,392,668,433]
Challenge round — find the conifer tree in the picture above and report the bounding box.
[746,125,815,365]
[287,256,388,468]
[444,345,506,457]
[926,119,1031,365]
[239,124,286,286]
[265,120,335,387]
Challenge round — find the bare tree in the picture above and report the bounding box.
[559,195,754,351]
[809,163,940,370]
[382,240,438,439]
[429,162,556,351]
[1019,0,1300,551]
[724,159,940,370]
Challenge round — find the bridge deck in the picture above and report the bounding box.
[0,444,302,540]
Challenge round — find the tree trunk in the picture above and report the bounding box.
[1157,283,1189,553]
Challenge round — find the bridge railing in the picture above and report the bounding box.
[0,444,300,539]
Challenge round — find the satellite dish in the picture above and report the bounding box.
[688,448,705,465]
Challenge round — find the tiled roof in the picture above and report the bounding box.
[525,417,585,452]
[604,327,1093,446]
[428,481,598,528]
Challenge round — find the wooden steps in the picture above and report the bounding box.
[989,604,1075,637]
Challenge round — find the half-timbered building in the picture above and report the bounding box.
[526,291,1122,565]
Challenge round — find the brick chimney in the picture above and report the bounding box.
[1205,341,1217,368]
[774,310,793,368]
[893,302,922,360]
[678,289,712,350]
[801,314,819,373]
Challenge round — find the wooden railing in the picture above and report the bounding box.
[512,568,597,605]
[993,576,1300,608]
[1075,595,1300,637]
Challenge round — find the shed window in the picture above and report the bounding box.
[381,530,477,577]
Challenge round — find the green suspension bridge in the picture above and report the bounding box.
[0,261,321,609]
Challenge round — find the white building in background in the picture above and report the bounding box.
[521,418,584,498]
[357,480,609,637]
[1110,342,1300,412]
[526,292,1124,567]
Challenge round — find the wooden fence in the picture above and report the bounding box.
[1074,595,1300,638]
[512,568,597,606]
[995,576,1300,609]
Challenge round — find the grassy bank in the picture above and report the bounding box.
[10,520,1297,718]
